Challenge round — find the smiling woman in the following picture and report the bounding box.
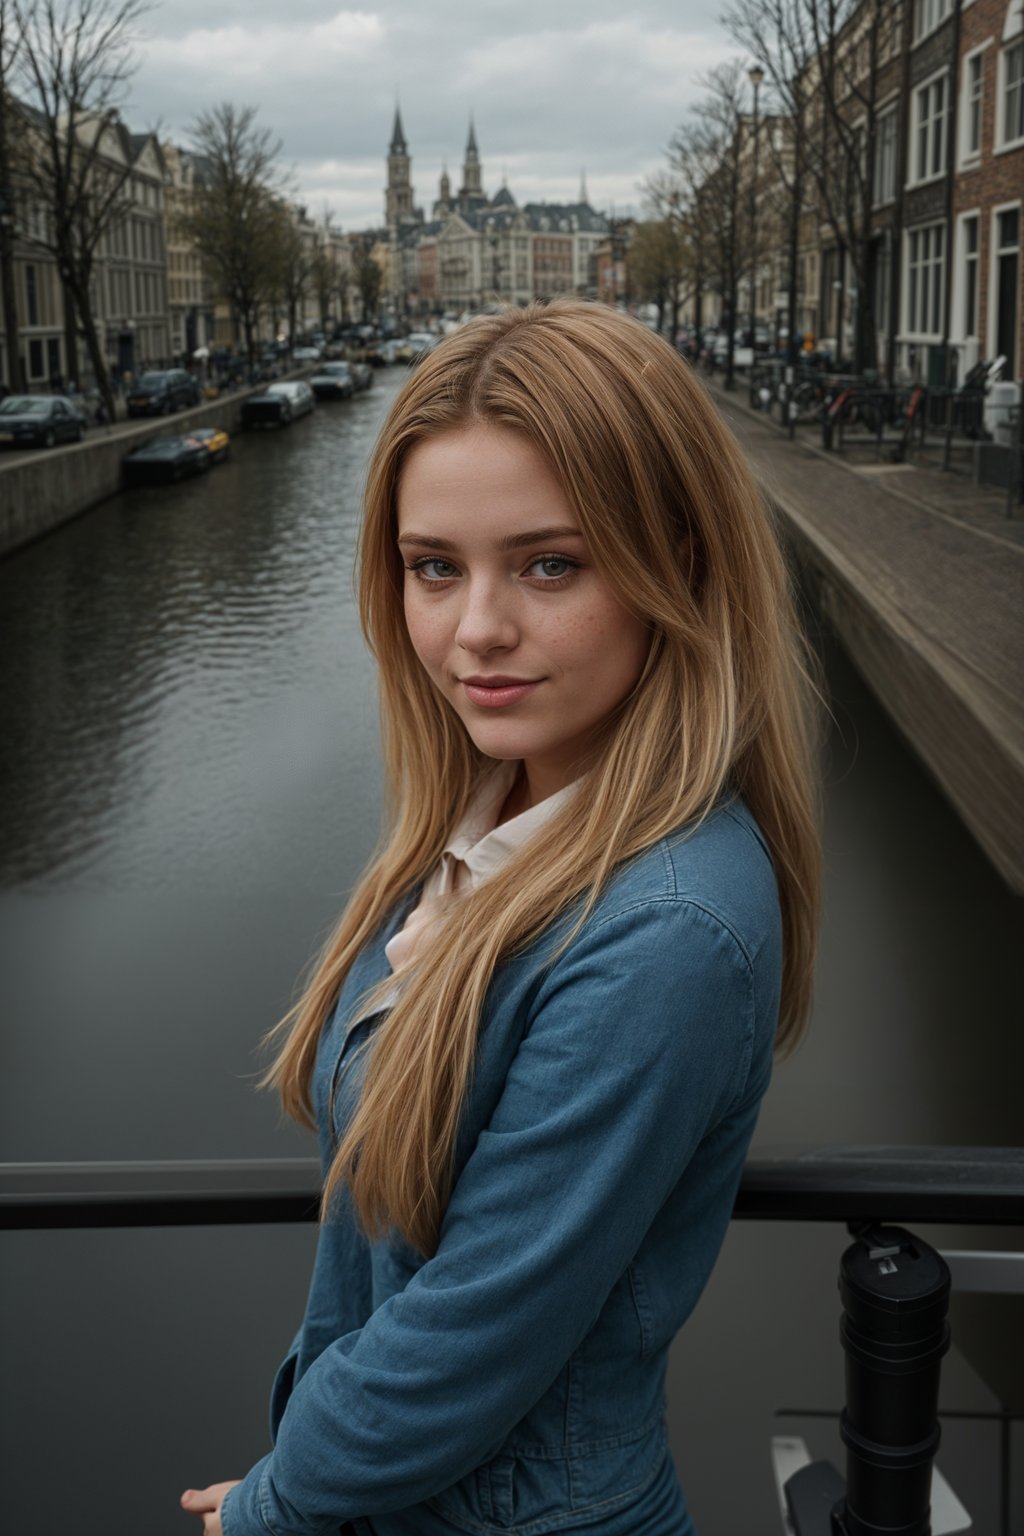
[397,424,651,807]
[182,301,823,1536]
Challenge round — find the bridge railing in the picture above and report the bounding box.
[3,1145,1022,1231]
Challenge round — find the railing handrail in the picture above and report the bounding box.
[3,1145,1022,1230]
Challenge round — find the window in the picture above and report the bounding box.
[47,337,60,380]
[914,75,948,181]
[874,104,898,203]
[25,264,38,326]
[915,0,951,40]
[962,52,984,159]
[873,238,892,332]
[906,223,945,335]
[1002,39,1024,146]
[962,215,980,336]
[992,205,1019,373]
[28,338,43,378]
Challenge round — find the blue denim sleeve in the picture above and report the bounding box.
[221,898,759,1536]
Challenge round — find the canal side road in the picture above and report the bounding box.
[0,367,322,557]
[706,377,1024,893]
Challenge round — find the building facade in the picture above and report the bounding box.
[163,142,217,364]
[383,117,610,317]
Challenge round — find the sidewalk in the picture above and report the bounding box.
[704,376,1024,892]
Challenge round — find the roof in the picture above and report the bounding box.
[523,202,609,235]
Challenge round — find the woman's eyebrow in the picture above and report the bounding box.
[397,526,585,552]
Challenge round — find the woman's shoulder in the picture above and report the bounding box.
[583,794,780,970]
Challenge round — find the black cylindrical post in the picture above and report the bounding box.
[836,1226,950,1536]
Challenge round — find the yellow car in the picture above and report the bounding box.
[188,426,230,464]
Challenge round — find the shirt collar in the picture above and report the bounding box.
[445,763,579,880]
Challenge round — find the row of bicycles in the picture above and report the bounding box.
[747,355,1015,464]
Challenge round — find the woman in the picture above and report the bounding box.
[182,301,822,1536]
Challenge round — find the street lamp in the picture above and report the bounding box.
[748,64,764,353]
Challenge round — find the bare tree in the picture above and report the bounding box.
[645,168,714,351]
[351,236,380,323]
[626,217,690,338]
[722,0,810,367]
[0,0,25,388]
[724,0,901,371]
[183,102,285,369]
[670,62,748,388]
[11,0,150,412]
[310,226,338,335]
[266,201,309,346]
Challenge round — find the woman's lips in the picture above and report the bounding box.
[460,678,540,708]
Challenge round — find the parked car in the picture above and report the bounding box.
[188,426,231,463]
[350,362,373,391]
[0,394,85,449]
[242,380,316,428]
[122,433,211,484]
[291,345,322,364]
[404,331,438,363]
[373,340,401,366]
[310,362,355,400]
[126,369,201,417]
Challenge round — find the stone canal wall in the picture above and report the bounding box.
[0,373,310,558]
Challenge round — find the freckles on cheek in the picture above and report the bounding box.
[404,598,447,671]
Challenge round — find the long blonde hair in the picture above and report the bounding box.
[265,302,823,1256]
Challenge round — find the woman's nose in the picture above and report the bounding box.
[454,577,519,655]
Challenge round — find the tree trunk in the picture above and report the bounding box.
[0,222,21,391]
[243,310,255,373]
[787,120,803,368]
[62,280,80,389]
[72,276,113,417]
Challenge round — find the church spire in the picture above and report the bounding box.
[389,105,407,154]
[579,167,588,205]
[460,113,483,201]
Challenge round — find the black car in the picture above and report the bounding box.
[241,381,315,427]
[126,369,201,418]
[310,362,355,399]
[0,394,85,449]
[122,433,211,484]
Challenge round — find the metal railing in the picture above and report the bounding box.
[3,1145,1021,1533]
[3,1144,1022,1230]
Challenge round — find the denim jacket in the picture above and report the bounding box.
[221,797,781,1536]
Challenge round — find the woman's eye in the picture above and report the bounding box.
[409,558,458,581]
[528,556,578,581]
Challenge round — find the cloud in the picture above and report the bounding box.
[144,10,384,80]
[129,1,738,230]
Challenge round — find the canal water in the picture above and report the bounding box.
[1,368,1019,1532]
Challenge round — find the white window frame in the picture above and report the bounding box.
[987,199,1021,358]
[914,0,951,43]
[873,99,900,206]
[959,43,992,165]
[904,221,947,340]
[952,209,982,342]
[909,68,950,186]
[995,33,1024,152]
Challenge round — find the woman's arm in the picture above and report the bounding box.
[221,897,770,1536]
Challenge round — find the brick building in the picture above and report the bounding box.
[951,0,1023,380]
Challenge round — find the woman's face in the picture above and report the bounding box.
[396,423,650,805]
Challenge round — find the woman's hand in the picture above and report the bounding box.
[180,1480,241,1535]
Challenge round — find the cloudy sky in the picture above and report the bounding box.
[130,1,742,230]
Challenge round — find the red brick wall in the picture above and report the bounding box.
[955,0,1023,377]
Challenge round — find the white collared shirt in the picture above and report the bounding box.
[346,765,578,1031]
[384,762,578,974]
